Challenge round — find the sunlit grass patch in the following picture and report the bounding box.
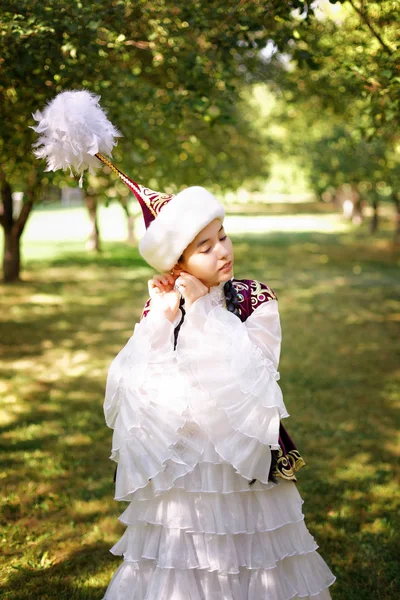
[0,202,399,598]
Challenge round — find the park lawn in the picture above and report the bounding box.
[0,203,399,599]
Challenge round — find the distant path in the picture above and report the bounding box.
[224,214,352,234]
[18,205,353,244]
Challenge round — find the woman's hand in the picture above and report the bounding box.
[148,273,181,323]
[174,272,209,310]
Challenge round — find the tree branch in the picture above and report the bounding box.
[14,199,34,239]
[348,0,394,55]
[13,170,38,238]
[119,195,131,218]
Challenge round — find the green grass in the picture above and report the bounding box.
[1,202,399,599]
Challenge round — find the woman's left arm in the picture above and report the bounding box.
[176,295,289,484]
[244,299,282,374]
[178,294,283,382]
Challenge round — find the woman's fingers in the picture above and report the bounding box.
[164,273,175,286]
[154,273,176,286]
[149,275,164,285]
[148,274,180,296]
[178,271,196,281]
[151,274,168,283]
[176,272,197,287]
[149,277,166,292]
[153,274,166,285]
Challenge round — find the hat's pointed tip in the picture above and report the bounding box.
[95,154,174,229]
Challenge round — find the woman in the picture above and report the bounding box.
[30,90,336,599]
[103,186,336,599]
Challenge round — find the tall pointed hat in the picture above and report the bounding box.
[31,90,224,272]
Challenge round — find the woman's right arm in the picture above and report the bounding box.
[104,274,181,429]
[103,276,198,502]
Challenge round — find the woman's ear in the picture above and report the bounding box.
[171,263,183,276]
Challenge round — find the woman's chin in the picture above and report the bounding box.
[202,265,234,288]
[218,267,234,282]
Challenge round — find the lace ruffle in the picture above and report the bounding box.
[111,518,318,573]
[119,481,304,535]
[134,460,277,499]
[104,554,336,600]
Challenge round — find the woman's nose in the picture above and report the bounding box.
[216,242,228,259]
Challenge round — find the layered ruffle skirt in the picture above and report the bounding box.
[103,297,336,598]
[103,435,336,600]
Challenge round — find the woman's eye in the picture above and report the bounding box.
[201,237,227,254]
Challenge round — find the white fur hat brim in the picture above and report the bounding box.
[139,186,225,272]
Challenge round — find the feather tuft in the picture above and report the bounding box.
[31,90,122,176]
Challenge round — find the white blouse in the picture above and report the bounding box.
[104,282,289,502]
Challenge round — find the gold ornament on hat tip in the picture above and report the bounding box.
[95,152,158,218]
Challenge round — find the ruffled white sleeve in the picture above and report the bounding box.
[176,295,289,485]
[104,309,177,429]
[103,308,207,501]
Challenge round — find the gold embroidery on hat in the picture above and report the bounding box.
[95,153,158,217]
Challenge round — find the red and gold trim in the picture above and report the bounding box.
[272,448,306,481]
[95,152,174,228]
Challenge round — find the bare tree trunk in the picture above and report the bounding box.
[353,196,364,225]
[335,184,356,221]
[350,185,364,225]
[1,171,35,283]
[126,213,136,244]
[120,197,136,244]
[393,195,400,246]
[3,228,21,283]
[85,193,101,252]
[370,198,379,233]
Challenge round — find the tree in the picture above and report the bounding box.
[0,0,316,282]
[262,0,399,140]
[244,0,399,238]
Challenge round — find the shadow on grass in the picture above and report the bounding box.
[1,221,399,599]
[2,542,116,600]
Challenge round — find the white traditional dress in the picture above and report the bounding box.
[103,281,336,599]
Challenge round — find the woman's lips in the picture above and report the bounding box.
[220,261,232,271]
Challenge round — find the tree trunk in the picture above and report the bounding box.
[120,197,136,244]
[352,196,364,225]
[85,193,101,252]
[370,198,379,233]
[393,195,400,246]
[3,230,21,282]
[1,173,35,283]
[0,172,32,283]
[350,186,363,225]
[127,214,136,244]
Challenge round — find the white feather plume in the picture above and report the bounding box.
[31,90,122,178]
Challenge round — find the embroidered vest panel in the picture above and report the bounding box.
[231,278,278,321]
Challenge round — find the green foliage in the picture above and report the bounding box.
[253,0,400,205]
[273,111,400,202]
[263,0,399,140]
[0,0,314,193]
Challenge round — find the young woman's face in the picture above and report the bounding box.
[177,218,234,288]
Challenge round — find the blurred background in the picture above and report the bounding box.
[0,1,399,599]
